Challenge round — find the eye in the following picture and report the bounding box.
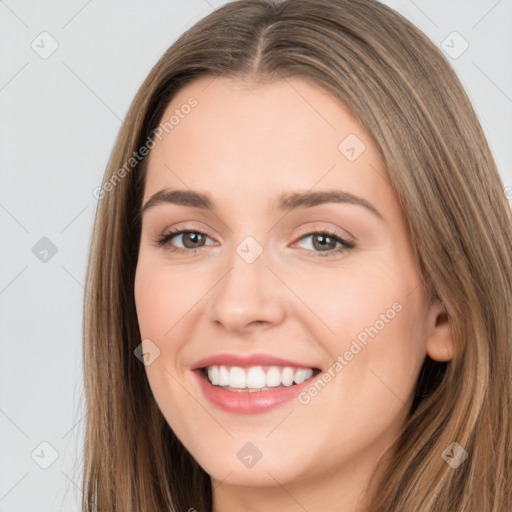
[153,228,355,258]
[293,230,355,258]
[153,229,215,253]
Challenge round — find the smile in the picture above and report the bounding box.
[194,364,321,414]
[203,365,318,391]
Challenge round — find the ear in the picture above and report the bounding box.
[425,300,456,362]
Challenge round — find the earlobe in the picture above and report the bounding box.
[425,301,456,362]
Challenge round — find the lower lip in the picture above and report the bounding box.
[193,370,315,414]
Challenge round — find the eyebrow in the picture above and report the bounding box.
[141,188,383,220]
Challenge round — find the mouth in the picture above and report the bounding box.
[193,364,321,414]
[200,364,321,392]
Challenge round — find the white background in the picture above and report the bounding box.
[1,0,511,510]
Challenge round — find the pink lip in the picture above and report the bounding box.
[190,353,318,371]
[192,369,317,414]
[190,353,321,414]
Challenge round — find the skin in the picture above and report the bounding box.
[134,75,454,512]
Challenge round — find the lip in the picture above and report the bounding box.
[190,352,321,414]
[190,353,319,371]
[192,369,318,414]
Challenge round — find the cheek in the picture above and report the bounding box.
[134,259,207,340]
[289,256,426,410]
[134,261,210,433]
[284,255,409,345]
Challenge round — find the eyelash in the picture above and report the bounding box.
[153,228,355,258]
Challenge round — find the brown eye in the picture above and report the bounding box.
[311,233,339,251]
[154,229,213,252]
[294,230,355,258]
[179,231,207,249]
[154,228,354,258]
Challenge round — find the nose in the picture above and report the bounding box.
[207,240,287,333]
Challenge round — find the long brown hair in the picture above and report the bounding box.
[81,0,512,510]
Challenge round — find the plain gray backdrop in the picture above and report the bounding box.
[1,0,511,510]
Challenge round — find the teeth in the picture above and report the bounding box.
[293,369,309,384]
[207,366,219,385]
[246,366,267,388]
[218,366,230,386]
[281,367,294,386]
[266,367,281,387]
[229,367,246,388]
[204,365,314,390]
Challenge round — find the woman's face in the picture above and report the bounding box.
[134,76,450,501]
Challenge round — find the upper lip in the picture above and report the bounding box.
[190,353,320,371]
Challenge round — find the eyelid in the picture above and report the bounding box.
[290,229,355,257]
[153,224,355,259]
[152,227,216,250]
[292,223,355,244]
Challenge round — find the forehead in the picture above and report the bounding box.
[143,75,392,213]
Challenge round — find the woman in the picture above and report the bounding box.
[82,0,512,510]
